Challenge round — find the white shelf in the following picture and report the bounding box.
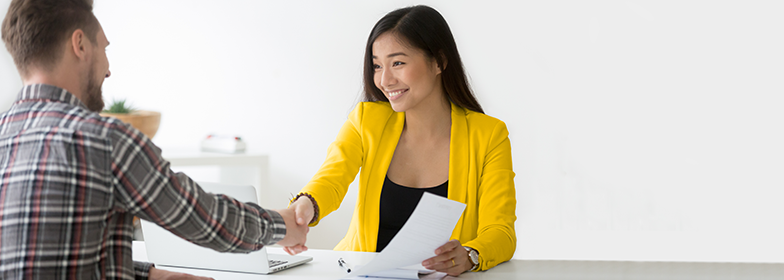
[160,147,270,205]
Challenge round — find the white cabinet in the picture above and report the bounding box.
[161,147,269,206]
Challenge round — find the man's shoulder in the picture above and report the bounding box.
[1,100,126,140]
[63,105,127,138]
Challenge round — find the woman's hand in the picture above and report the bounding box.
[275,208,309,255]
[421,239,472,276]
[289,196,315,226]
[282,197,315,255]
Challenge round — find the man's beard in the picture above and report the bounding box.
[83,66,105,112]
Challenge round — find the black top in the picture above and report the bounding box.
[376,175,448,252]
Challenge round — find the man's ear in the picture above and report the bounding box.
[70,29,88,61]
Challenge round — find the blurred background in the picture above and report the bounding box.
[1,0,783,261]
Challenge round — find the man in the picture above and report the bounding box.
[0,0,309,279]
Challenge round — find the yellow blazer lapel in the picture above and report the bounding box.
[362,109,405,251]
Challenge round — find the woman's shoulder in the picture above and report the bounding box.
[461,108,508,133]
[357,101,394,113]
[459,108,511,150]
[345,102,401,132]
[350,101,396,122]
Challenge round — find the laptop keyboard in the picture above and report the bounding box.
[269,259,289,268]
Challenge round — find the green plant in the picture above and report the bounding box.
[102,99,135,114]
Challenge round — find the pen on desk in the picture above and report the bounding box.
[338,257,352,273]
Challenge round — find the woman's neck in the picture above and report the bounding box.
[403,95,452,140]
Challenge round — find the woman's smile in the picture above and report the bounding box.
[386,88,408,100]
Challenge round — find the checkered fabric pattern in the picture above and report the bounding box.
[0,84,286,280]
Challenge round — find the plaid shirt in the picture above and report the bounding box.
[0,84,287,280]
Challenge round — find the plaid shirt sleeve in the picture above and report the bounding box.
[133,261,153,280]
[108,121,287,253]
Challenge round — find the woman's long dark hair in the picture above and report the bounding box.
[362,5,484,114]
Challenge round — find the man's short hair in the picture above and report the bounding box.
[2,0,99,77]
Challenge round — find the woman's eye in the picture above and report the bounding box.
[393,61,404,66]
[373,64,381,70]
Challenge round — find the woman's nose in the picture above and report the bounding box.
[380,69,396,87]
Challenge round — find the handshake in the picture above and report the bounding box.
[274,196,316,255]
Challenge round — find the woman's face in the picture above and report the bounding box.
[373,32,443,112]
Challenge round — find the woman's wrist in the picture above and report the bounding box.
[291,192,319,224]
[464,246,479,272]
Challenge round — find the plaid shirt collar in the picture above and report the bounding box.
[16,83,89,110]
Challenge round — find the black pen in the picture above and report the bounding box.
[338,257,352,273]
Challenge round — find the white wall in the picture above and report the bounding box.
[0,51,19,110]
[0,0,21,110]
[2,0,783,262]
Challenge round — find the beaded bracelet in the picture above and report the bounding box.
[289,192,319,225]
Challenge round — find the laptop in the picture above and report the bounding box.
[141,182,313,274]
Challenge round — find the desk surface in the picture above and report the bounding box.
[133,242,784,280]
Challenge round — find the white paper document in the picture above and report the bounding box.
[344,193,466,278]
[342,264,443,280]
[342,266,422,280]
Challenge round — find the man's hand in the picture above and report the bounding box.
[275,207,309,255]
[148,266,214,280]
[421,240,472,276]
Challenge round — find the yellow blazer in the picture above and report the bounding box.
[300,101,516,271]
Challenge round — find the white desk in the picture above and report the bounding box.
[133,241,784,279]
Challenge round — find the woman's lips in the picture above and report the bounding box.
[387,89,408,101]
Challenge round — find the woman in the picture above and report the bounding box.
[287,5,516,276]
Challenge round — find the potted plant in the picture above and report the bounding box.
[100,99,161,139]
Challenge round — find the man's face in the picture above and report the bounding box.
[83,26,110,112]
